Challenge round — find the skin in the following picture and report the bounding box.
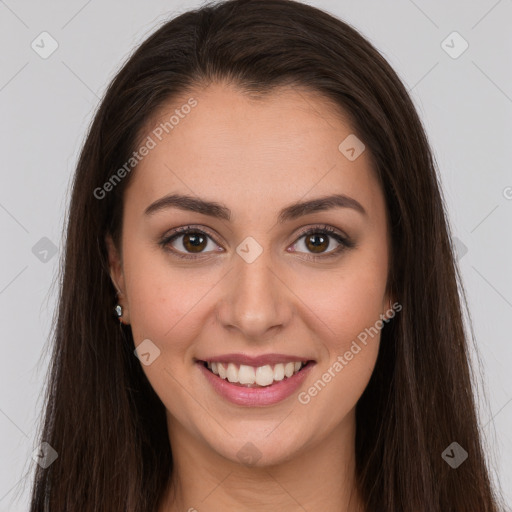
[106,82,393,512]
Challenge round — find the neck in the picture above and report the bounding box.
[159,408,364,512]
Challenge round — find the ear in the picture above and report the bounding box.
[105,233,130,324]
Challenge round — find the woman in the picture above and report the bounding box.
[29,0,506,510]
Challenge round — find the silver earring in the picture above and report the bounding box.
[114,304,123,320]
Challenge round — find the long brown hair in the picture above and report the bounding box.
[27,0,505,510]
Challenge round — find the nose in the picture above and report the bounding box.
[215,248,293,341]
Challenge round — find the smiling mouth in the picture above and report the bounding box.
[199,360,313,388]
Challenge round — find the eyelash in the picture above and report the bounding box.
[159,224,354,261]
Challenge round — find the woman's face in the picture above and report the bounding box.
[107,82,391,466]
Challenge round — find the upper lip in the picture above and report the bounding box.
[196,353,315,367]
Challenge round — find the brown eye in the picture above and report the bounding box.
[304,233,330,253]
[182,232,208,253]
[160,226,221,259]
[290,225,354,260]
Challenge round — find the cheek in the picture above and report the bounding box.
[122,243,223,360]
[122,245,185,340]
[301,253,388,350]
[297,270,385,428]
[121,249,213,415]
[294,247,387,416]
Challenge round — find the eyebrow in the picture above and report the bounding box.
[144,192,367,222]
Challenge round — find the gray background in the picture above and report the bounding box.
[1,0,511,510]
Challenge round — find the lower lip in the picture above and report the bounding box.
[197,361,315,406]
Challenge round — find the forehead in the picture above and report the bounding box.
[124,83,383,222]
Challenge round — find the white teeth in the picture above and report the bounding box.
[238,364,256,384]
[205,360,307,387]
[284,362,295,378]
[226,363,238,383]
[273,363,285,381]
[255,365,274,386]
[217,362,227,379]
